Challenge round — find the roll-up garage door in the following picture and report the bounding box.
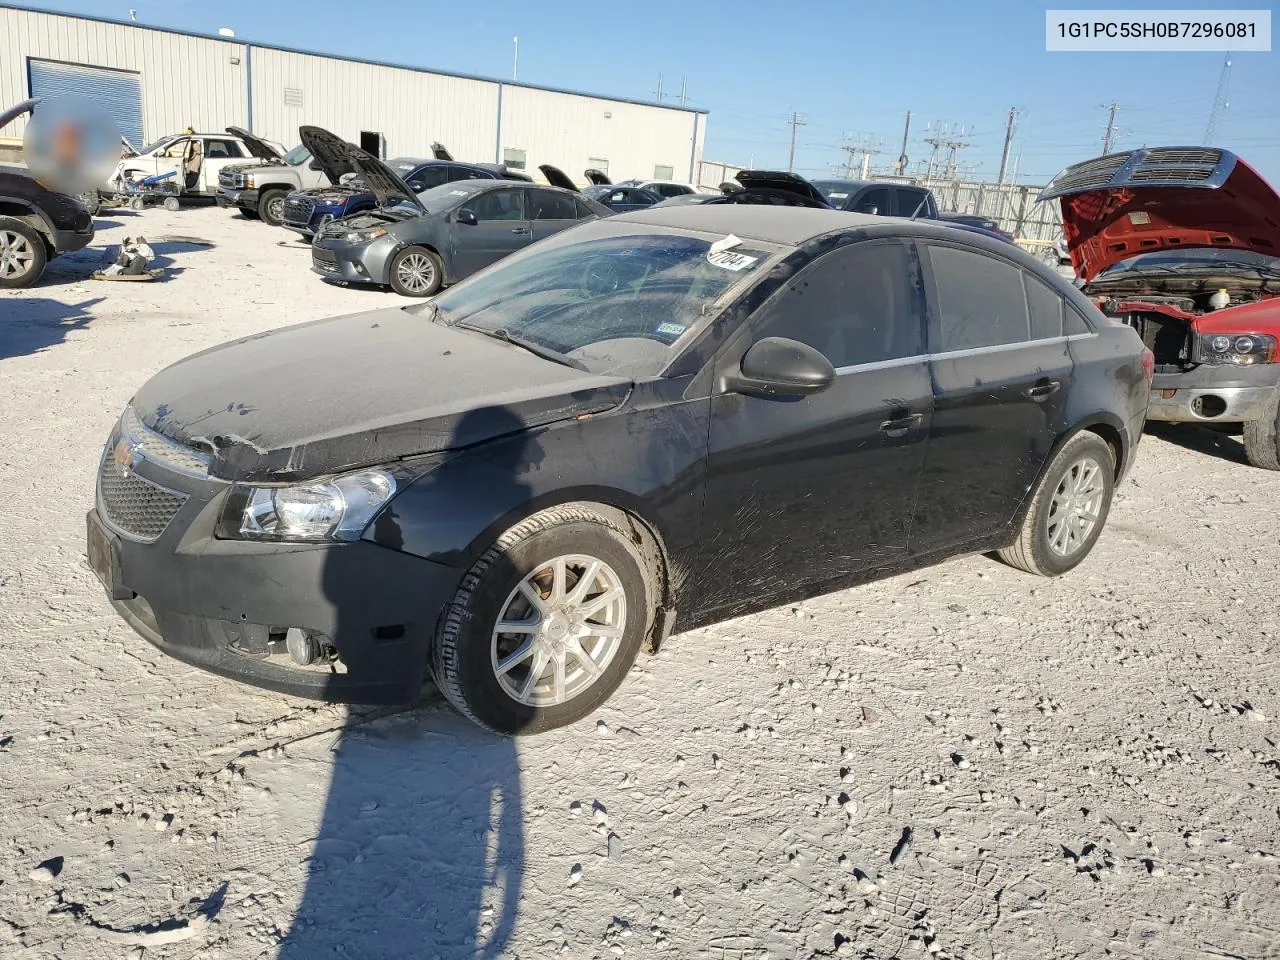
[28,59,144,148]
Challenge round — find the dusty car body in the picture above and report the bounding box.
[87,205,1150,734]
[1041,146,1280,468]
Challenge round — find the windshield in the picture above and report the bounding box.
[1100,248,1280,276]
[812,180,862,203]
[140,136,174,155]
[583,185,616,200]
[283,144,310,166]
[419,223,779,378]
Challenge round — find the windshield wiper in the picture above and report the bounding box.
[453,323,587,371]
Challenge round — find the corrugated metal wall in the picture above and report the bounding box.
[0,6,247,140]
[0,6,706,183]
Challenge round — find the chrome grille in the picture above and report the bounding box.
[121,408,211,477]
[1048,154,1129,193]
[282,196,315,225]
[218,169,243,190]
[97,452,187,542]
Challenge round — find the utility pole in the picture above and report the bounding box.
[512,36,518,81]
[655,74,664,103]
[1101,102,1120,154]
[1204,53,1232,143]
[997,106,1018,184]
[786,112,806,173]
[679,77,687,108]
[895,111,911,176]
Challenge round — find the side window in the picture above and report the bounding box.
[1025,274,1067,340]
[162,138,190,158]
[927,245,1029,351]
[470,188,525,221]
[896,188,930,217]
[409,167,450,191]
[448,166,484,182]
[655,184,686,198]
[632,190,656,206]
[205,139,242,158]
[751,241,925,368]
[528,189,577,221]
[1064,304,1093,335]
[852,187,890,215]
[605,189,629,205]
[574,198,599,219]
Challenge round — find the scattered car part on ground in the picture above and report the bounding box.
[1042,146,1280,469]
[88,205,1149,733]
[0,99,94,288]
[307,131,606,297]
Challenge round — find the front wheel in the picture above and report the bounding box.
[1242,390,1280,470]
[257,189,289,226]
[389,245,443,297]
[162,196,180,212]
[432,506,655,735]
[0,217,49,289]
[998,431,1115,576]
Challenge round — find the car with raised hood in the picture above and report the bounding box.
[108,127,285,204]
[655,170,834,208]
[580,169,664,213]
[0,99,94,288]
[87,205,1150,734]
[309,129,608,297]
[1041,146,1280,469]
[214,126,337,226]
[280,132,532,239]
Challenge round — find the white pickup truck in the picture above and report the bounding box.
[215,126,347,226]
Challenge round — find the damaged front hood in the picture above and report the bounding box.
[1040,147,1280,282]
[131,308,631,483]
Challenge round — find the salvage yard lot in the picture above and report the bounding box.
[1,207,1278,960]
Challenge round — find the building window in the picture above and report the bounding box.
[588,157,609,176]
[503,148,527,171]
[283,87,303,108]
[654,164,674,180]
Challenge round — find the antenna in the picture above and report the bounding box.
[1204,53,1232,144]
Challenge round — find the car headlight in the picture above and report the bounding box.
[222,468,398,542]
[344,226,386,243]
[244,174,256,188]
[1197,332,1277,365]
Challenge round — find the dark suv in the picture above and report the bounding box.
[0,100,94,288]
[812,179,939,218]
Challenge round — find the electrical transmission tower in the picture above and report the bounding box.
[922,122,970,180]
[840,134,884,178]
[1204,53,1232,144]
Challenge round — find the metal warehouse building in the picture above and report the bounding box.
[0,4,707,184]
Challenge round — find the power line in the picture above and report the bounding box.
[1204,53,1232,144]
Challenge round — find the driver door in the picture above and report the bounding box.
[450,188,532,279]
[694,240,933,613]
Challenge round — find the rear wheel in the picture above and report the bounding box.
[1243,390,1280,470]
[389,245,443,297]
[162,196,180,212]
[998,431,1115,576]
[432,506,655,735]
[257,189,288,226]
[0,218,48,289]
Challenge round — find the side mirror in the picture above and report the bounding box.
[726,337,835,399]
[308,159,322,171]
[456,208,478,226]
[408,181,424,192]
[863,205,880,215]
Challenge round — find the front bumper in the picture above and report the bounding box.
[50,222,94,255]
[216,187,258,211]
[310,234,397,286]
[1146,365,1279,424]
[87,453,463,703]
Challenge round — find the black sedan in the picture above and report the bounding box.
[87,206,1151,734]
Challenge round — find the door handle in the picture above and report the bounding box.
[510,226,529,234]
[879,413,923,437]
[1026,380,1061,401]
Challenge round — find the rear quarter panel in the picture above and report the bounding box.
[1064,318,1150,480]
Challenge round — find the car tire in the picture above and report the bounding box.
[432,505,655,736]
[997,431,1115,577]
[239,207,260,221]
[257,189,289,226]
[1242,390,1280,470]
[389,246,444,297]
[0,217,49,290]
[162,196,180,212]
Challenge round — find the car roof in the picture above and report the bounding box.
[612,205,887,245]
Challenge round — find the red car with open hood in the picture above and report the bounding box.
[1041,147,1280,468]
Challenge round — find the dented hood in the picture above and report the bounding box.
[1040,147,1280,282]
[225,125,283,162]
[131,308,631,483]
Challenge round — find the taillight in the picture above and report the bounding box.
[1140,347,1155,382]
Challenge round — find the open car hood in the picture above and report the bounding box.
[431,142,454,161]
[734,170,829,205]
[297,125,358,184]
[225,125,283,162]
[538,164,579,192]
[1040,147,1280,282]
[300,125,423,211]
[584,168,611,185]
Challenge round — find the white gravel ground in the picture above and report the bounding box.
[1,206,1277,960]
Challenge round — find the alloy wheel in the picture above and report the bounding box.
[1045,455,1105,557]
[0,230,35,280]
[490,554,627,707]
[396,253,435,294]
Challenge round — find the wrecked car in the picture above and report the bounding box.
[280,129,532,240]
[308,129,607,296]
[109,127,285,205]
[1042,146,1280,469]
[87,205,1150,734]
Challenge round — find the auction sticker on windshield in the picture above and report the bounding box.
[707,250,759,271]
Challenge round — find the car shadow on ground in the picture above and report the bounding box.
[279,406,542,958]
[1145,421,1249,466]
[0,296,103,360]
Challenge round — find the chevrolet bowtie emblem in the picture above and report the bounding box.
[113,437,142,477]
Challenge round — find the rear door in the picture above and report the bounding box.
[527,188,581,241]
[909,242,1076,552]
[451,187,531,278]
[199,137,246,192]
[697,239,934,609]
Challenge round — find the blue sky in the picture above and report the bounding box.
[16,0,1280,185]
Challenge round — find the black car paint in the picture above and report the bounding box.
[93,212,1147,703]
